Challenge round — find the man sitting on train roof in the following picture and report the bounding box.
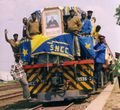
[27,12,41,39]
[80,10,93,35]
[67,9,82,60]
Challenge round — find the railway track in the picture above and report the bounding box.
[0,83,20,91]
[30,90,101,110]
[29,102,74,110]
[63,102,74,110]
[0,90,100,110]
[0,91,23,101]
[29,104,43,110]
[0,90,23,107]
[1,83,106,110]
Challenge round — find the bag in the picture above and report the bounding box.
[10,61,25,80]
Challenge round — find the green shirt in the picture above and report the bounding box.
[113,59,120,75]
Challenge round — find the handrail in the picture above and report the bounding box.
[23,59,94,69]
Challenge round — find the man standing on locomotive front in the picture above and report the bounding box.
[67,9,82,60]
[94,35,106,91]
[80,10,92,35]
[4,29,31,100]
[27,13,41,38]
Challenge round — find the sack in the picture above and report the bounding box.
[10,61,25,80]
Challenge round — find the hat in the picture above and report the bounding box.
[98,35,105,39]
[13,33,18,37]
[87,10,93,14]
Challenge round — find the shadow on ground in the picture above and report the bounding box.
[0,98,87,110]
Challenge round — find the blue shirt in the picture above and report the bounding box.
[94,42,106,64]
[81,18,92,34]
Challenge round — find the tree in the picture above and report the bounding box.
[115,5,120,25]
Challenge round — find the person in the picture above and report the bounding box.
[22,17,32,40]
[4,29,31,100]
[92,25,101,45]
[67,9,82,60]
[108,61,114,84]
[113,59,120,88]
[27,13,41,38]
[92,25,101,39]
[81,11,86,23]
[4,29,20,63]
[94,35,106,90]
[10,60,31,100]
[22,17,28,38]
[47,16,59,28]
[67,9,82,33]
[91,17,96,35]
[80,10,92,35]
[87,10,93,20]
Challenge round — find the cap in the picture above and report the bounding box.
[31,12,36,16]
[98,35,105,39]
[87,10,93,14]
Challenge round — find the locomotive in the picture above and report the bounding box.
[21,6,114,102]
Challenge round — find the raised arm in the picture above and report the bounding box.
[4,29,10,43]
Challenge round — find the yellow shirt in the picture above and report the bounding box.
[67,16,82,32]
[92,31,99,39]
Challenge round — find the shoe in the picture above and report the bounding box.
[95,84,98,91]
[95,87,98,91]
[111,81,114,84]
[26,96,32,101]
[29,98,38,102]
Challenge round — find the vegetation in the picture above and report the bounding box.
[115,4,120,25]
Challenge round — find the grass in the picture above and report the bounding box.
[0,80,19,86]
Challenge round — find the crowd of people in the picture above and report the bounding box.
[4,7,115,99]
[4,8,103,62]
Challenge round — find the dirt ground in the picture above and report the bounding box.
[103,79,120,110]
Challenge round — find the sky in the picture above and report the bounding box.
[0,0,120,79]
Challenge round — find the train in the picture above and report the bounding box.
[21,6,114,102]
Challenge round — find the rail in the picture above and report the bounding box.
[0,83,21,91]
[0,91,23,101]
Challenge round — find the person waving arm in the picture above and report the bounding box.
[4,29,10,43]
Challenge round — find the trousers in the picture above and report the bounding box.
[94,63,103,88]
[73,36,81,57]
[19,74,30,99]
